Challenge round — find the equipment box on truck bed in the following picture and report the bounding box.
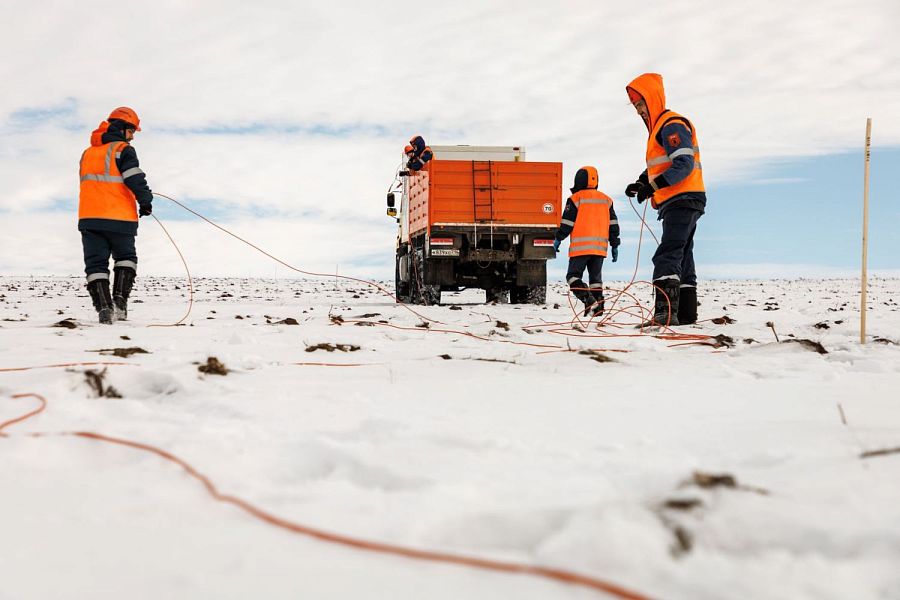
[388,146,562,305]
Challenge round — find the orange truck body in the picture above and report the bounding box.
[407,159,562,238]
[389,145,562,305]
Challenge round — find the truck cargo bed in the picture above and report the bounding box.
[408,160,562,237]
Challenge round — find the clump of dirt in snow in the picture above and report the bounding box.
[692,471,737,489]
[783,338,828,354]
[578,349,615,363]
[84,369,122,398]
[711,315,735,324]
[53,318,77,329]
[663,498,703,511]
[198,356,229,375]
[91,347,150,358]
[272,317,299,325]
[305,343,360,353]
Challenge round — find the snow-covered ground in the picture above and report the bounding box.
[1,275,899,600]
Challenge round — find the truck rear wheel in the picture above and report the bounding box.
[485,287,509,304]
[412,249,441,306]
[510,285,546,305]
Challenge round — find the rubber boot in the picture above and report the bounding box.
[569,279,597,317]
[113,265,136,321]
[639,278,680,328]
[589,287,605,317]
[678,286,697,325]
[87,278,115,325]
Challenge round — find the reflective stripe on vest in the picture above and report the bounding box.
[78,141,138,223]
[568,189,612,258]
[645,110,706,207]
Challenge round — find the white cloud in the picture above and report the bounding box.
[1,0,899,276]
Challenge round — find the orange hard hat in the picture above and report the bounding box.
[108,107,141,131]
[404,144,414,154]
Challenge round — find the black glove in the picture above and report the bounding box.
[625,182,642,198]
[139,204,152,217]
[636,183,653,204]
[625,181,653,204]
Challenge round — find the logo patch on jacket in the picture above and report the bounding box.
[667,133,681,147]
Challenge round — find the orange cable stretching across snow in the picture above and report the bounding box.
[152,192,715,349]
[148,213,194,327]
[153,193,445,326]
[0,393,654,600]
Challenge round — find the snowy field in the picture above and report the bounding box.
[1,275,899,600]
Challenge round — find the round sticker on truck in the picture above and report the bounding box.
[542,203,554,214]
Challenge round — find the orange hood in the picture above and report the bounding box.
[626,73,666,132]
[90,121,110,146]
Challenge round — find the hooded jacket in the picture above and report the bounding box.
[626,73,706,217]
[78,119,153,235]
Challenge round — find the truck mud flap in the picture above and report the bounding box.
[516,260,546,287]
[425,259,456,286]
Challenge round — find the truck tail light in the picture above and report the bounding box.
[533,239,555,247]
[430,237,454,246]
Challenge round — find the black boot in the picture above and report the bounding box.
[87,278,114,324]
[113,264,136,321]
[589,287,605,317]
[640,278,680,328]
[678,286,697,325]
[569,278,597,316]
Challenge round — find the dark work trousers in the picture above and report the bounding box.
[566,254,605,287]
[652,207,701,285]
[81,229,138,276]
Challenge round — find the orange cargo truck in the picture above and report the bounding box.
[386,146,562,305]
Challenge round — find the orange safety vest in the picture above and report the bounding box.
[78,141,138,222]
[646,110,705,208]
[568,189,612,258]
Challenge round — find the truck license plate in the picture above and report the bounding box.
[430,249,460,257]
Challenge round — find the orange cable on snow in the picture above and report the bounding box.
[152,191,716,352]
[148,214,194,327]
[153,193,444,326]
[1,393,654,600]
[0,393,47,435]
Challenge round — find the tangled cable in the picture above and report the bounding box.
[1,392,653,600]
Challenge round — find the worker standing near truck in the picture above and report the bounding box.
[624,72,706,327]
[553,166,620,317]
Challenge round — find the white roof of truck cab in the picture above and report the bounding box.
[429,145,526,162]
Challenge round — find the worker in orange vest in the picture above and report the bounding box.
[405,135,433,172]
[624,73,706,326]
[78,107,153,324]
[553,166,620,317]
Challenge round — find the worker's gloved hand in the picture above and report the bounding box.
[139,204,152,217]
[553,239,561,253]
[611,246,618,262]
[626,181,654,204]
[636,183,653,204]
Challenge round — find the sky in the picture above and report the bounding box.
[1,0,898,281]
